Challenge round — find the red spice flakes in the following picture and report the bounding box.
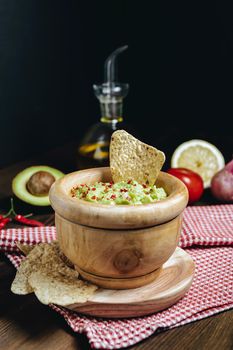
[142,184,147,188]
[127,180,132,184]
[110,194,116,200]
[108,184,112,188]
[120,189,128,193]
[91,195,97,200]
[91,188,96,191]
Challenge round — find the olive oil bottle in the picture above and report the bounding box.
[77,46,129,169]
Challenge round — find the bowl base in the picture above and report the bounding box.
[75,265,162,289]
[66,248,195,318]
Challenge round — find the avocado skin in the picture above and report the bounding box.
[12,165,64,207]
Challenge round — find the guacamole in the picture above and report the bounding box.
[71,180,167,205]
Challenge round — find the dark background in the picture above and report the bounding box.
[0,1,232,168]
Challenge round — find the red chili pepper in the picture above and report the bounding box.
[0,199,44,229]
[0,222,6,229]
[2,217,11,224]
[0,218,11,229]
[91,196,96,200]
[91,188,96,191]
[14,215,44,227]
[110,194,116,199]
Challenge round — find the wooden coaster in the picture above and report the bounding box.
[66,247,195,318]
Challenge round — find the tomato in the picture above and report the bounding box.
[167,168,204,204]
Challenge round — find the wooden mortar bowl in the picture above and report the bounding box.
[49,167,188,289]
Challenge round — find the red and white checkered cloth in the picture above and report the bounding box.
[1,205,233,349]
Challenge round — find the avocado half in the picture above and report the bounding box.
[12,165,64,206]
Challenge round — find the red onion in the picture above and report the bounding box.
[211,160,233,202]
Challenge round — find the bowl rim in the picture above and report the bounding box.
[49,167,188,229]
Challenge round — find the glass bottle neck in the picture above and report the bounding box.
[99,96,124,124]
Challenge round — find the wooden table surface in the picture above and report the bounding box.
[0,143,232,350]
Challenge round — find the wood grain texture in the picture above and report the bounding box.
[56,213,182,288]
[66,247,195,318]
[49,168,189,229]
[52,167,187,288]
[75,264,163,290]
[0,147,232,350]
[0,253,88,350]
[1,251,233,350]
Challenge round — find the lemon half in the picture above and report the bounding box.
[171,139,225,188]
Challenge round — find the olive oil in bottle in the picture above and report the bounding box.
[77,46,129,169]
